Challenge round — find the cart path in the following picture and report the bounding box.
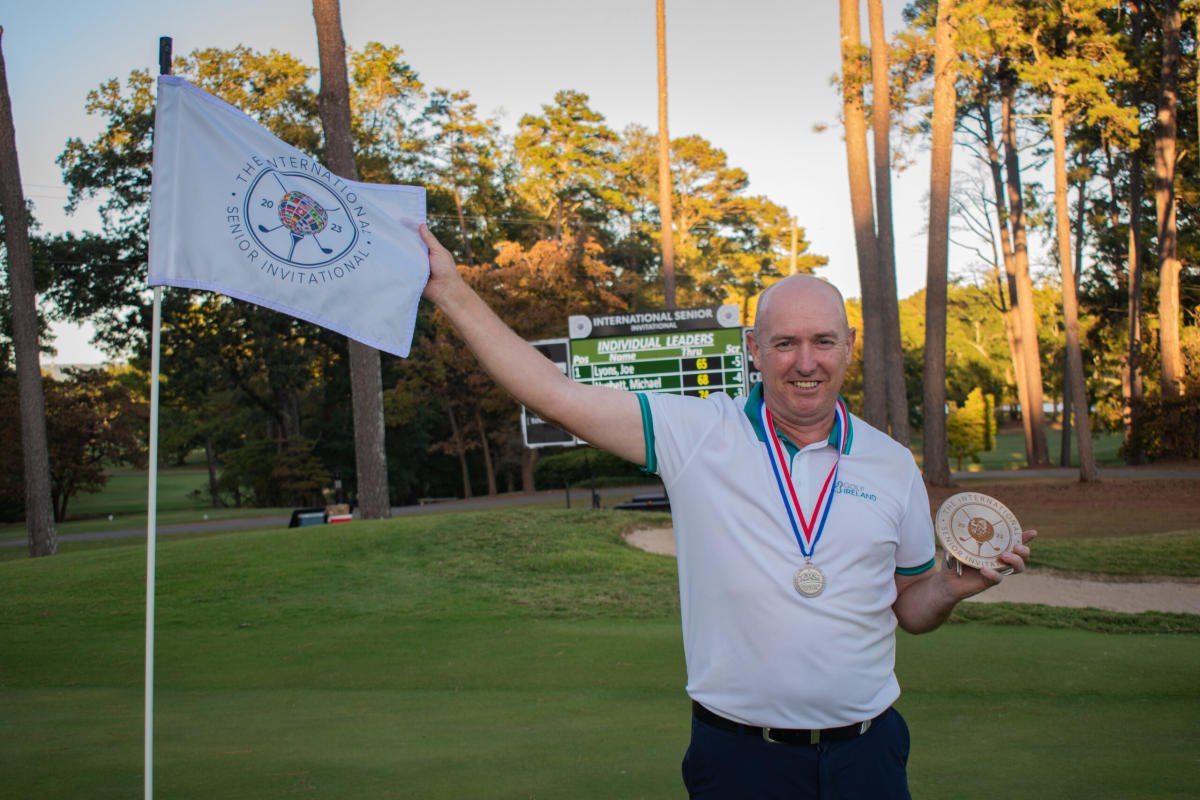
[623,527,1200,615]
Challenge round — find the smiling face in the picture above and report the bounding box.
[747,275,856,446]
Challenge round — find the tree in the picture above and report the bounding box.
[155,294,343,507]
[403,237,632,498]
[615,127,801,310]
[1050,110,1096,479]
[1153,0,1185,397]
[0,27,57,555]
[868,0,912,444]
[711,195,826,320]
[348,41,423,184]
[1018,0,1137,482]
[43,368,146,522]
[514,90,620,243]
[840,0,887,428]
[313,0,391,518]
[998,61,1052,466]
[657,0,678,309]
[954,78,1041,466]
[415,88,500,265]
[946,386,989,470]
[922,0,958,487]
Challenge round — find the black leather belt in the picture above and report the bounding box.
[692,700,885,745]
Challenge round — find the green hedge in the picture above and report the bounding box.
[534,447,649,488]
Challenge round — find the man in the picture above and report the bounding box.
[417,225,1034,799]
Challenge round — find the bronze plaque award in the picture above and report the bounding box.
[935,492,1022,572]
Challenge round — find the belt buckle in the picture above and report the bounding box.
[761,727,820,745]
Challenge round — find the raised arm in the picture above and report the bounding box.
[418,225,646,466]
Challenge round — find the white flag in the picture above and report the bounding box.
[148,75,428,357]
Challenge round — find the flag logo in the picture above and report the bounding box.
[149,75,428,357]
[245,169,359,266]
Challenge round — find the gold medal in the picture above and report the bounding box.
[793,563,826,597]
[935,492,1022,571]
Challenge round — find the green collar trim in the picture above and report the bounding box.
[743,383,854,456]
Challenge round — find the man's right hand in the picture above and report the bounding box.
[419,224,462,306]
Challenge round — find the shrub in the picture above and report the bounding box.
[534,446,646,488]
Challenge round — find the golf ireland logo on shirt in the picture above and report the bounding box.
[835,480,877,502]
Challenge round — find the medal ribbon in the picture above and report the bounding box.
[760,396,848,560]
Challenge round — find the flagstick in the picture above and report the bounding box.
[145,36,171,800]
[144,285,162,800]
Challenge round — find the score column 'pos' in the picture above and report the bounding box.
[935,493,1022,576]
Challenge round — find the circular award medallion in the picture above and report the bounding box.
[935,492,1022,571]
[793,564,826,597]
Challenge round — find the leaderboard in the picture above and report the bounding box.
[569,329,746,399]
[521,305,751,447]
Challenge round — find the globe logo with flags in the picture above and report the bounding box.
[279,191,328,236]
[244,169,359,267]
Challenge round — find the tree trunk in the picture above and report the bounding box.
[53,477,74,524]
[1121,5,1147,463]
[473,407,497,496]
[1049,86,1098,483]
[1154,0,1183,397]
[1060,177,1087,467]
[1125,146,1146,463]
[0,28,57,557]
[981,100,1036,465]
[452,185,475,266]
[839,0,886,428]
[521,447,538,494]
[204,435,221,508]
[921,0,956,487]
[867,0,910,445]
[313,0,391,518]
[1000,68,1051,465]
[656,0,677,311]
[1060,348,1072,466]
[447,405,472,499]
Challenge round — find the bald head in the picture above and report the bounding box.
[747,274,856,444]
[753,275,850,340]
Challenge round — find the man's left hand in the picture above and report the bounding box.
[944,528,1037,601]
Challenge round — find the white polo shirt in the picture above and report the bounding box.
[638,384,935,729]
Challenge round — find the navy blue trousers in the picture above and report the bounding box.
[681,707,912,799]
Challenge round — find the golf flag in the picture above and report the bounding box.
[148,75,428,357]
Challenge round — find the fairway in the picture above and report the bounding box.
[2,509,1198,798]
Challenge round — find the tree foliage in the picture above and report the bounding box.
[897,0,1197,465]
[9,367,149,522]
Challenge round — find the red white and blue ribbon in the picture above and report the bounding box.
[760,396,848,560]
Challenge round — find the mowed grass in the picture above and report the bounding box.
[69,464,216,516]
[2,509,1198,799]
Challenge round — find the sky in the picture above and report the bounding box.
[4,0,943,363]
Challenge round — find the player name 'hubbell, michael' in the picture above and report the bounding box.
[595,377,664,390]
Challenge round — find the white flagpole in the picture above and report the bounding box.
[144,285,162,800]
[145,36,171,800]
